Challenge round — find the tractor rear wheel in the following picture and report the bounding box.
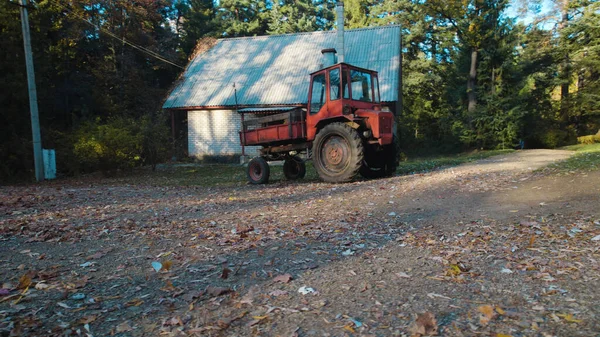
[283,156,306,180]
[312,123,363,183]
[247,157,270,184]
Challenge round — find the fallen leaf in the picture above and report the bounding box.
[343,325,356,333]
[79,316,97,324]
[156,251,172,258]
[86,252,104,260]
[427,293,451,300]
[447,264,462,276]
[269,289,288,297]
[162,260,173,271]
[116,321,133,333]
[556,313,582,323]
[220,267,231,279]
[409,312,437,336]
[161,280,176,292]
[34,283,49,290]
[248,315,268,327]
[163,316,183,326]
[17,274,32,290]
[206,286,232,297]
[57,302,72,309]
[125,298,144,307]
[528,235,536,247]
[478,305,495,325]
[273,273,293,283]
[395,272,411,278]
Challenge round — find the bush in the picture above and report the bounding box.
[577,130,600,145]
[74,118,143,175]
[528,128,576,149]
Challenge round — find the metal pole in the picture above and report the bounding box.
[19,0,44,181]
[234,83,245,157]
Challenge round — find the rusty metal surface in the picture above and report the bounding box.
[163,26,401,109]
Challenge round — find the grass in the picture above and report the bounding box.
[550,143,600,172]
[96,149,514,187]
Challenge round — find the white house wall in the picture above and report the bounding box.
[188,109,260,158]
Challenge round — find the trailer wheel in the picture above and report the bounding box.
[247,157,270,184]
[312,123,363,183]
[283,156,306,180]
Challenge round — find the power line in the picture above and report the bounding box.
[49,0,185,69]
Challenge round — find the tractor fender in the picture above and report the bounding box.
[313,116,365,139]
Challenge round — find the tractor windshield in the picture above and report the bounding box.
[349,70,374,102]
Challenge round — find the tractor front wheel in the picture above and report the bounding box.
[312,123,364,183]
[360,136,398,179]
[247,157,270,184]
[283,156,306,180]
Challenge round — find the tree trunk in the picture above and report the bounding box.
[559,0,570,122]
[467,48,478,113]
[491,66,496,96]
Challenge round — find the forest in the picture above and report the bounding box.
[0,0,598,181]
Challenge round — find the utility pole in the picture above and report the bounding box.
[19,0,44,181]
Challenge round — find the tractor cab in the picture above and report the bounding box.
[306,63,385,141]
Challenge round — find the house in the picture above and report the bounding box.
[163,8,401,161]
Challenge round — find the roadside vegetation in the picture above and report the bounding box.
[551,143,600,172]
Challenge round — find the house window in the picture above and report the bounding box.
[310,73,326,114]
[329,68,341,100]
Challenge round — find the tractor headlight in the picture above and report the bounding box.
[363,130,372,138]
[343,105,352,115]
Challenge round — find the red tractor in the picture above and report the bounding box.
[240,62,398,184]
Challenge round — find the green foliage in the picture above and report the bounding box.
[74,118,143,175]
[529,128,576,149]
[267,0,320,34]
[141,114,172,171]
[577,130,600,145]
[69,114,170,176]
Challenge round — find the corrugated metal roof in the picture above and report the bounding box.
[163,25,401,109]
[238,107,296,113]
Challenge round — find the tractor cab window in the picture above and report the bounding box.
[350,70,373,102]
[342,69,350,99]
[329,68,341,100]
[310,73,326,114]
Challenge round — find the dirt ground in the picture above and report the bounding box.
[1,149,599,337]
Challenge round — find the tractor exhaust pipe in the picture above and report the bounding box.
[321,48,337,67]
[336,1,345,63]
